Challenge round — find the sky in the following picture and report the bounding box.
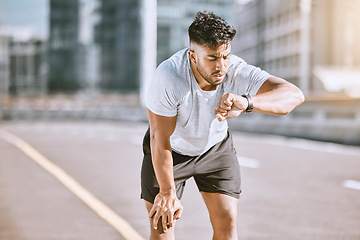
[0,0,48,38]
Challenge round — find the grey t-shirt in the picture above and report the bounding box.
[146,48,270,156]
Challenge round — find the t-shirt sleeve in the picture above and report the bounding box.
[231,61,271,96]
[145,62,179,117]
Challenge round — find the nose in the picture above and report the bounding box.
[215,58,226,72]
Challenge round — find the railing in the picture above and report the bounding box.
[0,94,147,122]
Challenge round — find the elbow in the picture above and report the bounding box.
[294,89,306,111]
[149,128,172,151]
[273,107,290,116]
[277,110,290,116]
[297,89,305,105]
[278,90,305,115]
[275,107,294,116]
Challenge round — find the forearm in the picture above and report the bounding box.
[149,139,183,232]
[146,110,183,231]
[150,137,176,193]
[252,83,305,115]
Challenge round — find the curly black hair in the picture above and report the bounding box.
[188,11,236,49]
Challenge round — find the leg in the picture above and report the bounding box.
[141,128,193,239]
[201,192,239,240]
[144,200,176,240]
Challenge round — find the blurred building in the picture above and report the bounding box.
[48,0,155,94]
[8,38,47,96]
[157,0,234,64]
[0,34,10,95]
[79,0,101,93]
[48,0,81,92]
[0,29,47,96]
[232,0,360,97]
[95,0,142,91]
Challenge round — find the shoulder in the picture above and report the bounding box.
[154,48,191,91]
[229,54,246,64]
[145,49,191,116]
[225,54,249,77]
[161,48,190,76]
[227,54,269,79]
[224,54,270,95]
[156,49,188,77]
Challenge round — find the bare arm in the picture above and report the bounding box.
[252,76,305,115]
[214,76,305,121]
[147,109,183,232]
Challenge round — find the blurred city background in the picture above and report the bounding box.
[0,0,360,144]
[1,1,360,240]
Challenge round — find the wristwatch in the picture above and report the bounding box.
[241,94,253,112]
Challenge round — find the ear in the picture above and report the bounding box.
[188,50,197,63]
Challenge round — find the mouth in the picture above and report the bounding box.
[213,73,225,80]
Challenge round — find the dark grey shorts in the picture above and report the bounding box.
[140,128,241,204]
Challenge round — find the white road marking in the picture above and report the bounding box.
[237,156,260,169]
[234,133,360,157]
[0,129,145,240]
[343,180,360,191]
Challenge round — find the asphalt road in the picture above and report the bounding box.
[0,121,359,240]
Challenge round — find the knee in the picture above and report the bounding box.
[217,203,237,223]
[216,212,237,230]
[213,222,237,240]
[149,216,176,240]
[212,210,238,238]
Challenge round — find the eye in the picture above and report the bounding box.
[208,57,217,61]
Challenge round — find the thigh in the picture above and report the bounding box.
[201,192,238,218]
[200,192,239,231]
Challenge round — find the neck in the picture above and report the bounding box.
[190,60,216,91]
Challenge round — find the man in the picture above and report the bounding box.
[141,11,304,240]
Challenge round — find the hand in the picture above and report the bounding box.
[214,93,249,121]
[148,190,183,232]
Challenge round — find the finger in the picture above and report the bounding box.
[222,97,232,108]
[215,106,228,113]
[168,210,174,228]
[214,107,227,116]
[216,113,226,122]
[148,205,157,218]
[162,214,168,232]
[174,211,180,220]
[216,98,223,107]
[174,207,183,220]
[152,210,161,230]
[216,105,230,114]
[222,100,230,108]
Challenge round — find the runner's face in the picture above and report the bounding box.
[189,43,231,89]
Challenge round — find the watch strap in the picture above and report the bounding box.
[242,94,253,112]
